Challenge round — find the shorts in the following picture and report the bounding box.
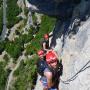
[48,88,57,90]
[48,85,57,90]
[40,77,57,90]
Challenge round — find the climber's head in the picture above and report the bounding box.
[44,34,49,40]
[46,50,58,68]
[37,49,45,58]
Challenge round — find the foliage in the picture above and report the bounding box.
[13,55,38,90]
[25,15,56,55]
[0,41,6,54]
[0,61,8,90]
[0,0,3,7]
[19,34,34,44]
[0,14,56,90]
[5,41,22,59]
[15,30,21,35]
[7,0,22,28]
[25,44,37,55]
[14,33,34,46]
[3,54,9,62]
[0,7,3,34]
[32,12,37,23]
[24,8,29,16]
[36,15,55,39]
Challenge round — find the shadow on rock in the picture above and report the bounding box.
[50,0,90,50]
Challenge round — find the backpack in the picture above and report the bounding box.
[37,60,48,76]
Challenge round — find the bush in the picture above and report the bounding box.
[7,0,22,28]
[5,41,22,59]
[25,44,37,55]
[26,15,56,55]
[0,8,3,34]
[38,15,56,34]
[21,34,34,44]
[15,30,21,35]
[14,34,34,49]
[13,55,38,90]
[0,62,8,90]
[0,0,3,7]
[0,41,6,54]
[3,54,9,62]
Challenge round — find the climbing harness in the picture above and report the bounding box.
[60,60,90,84]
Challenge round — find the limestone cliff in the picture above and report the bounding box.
[59,15,90,90]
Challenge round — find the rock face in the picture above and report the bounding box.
[26,0,81,19]
[26,0,90,90]
[17,0,26,18]
[58,18,90,90]
[51,1,90,90]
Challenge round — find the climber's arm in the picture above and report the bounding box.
[44,71,53,88]
[42,42,49,51]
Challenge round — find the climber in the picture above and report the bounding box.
[37,49,63,90]
[37,49,46,60]
[41,34,50,52]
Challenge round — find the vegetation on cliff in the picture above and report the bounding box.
[7,0,22,28]
[13,56,38,90]
[0,11,56,89]
[0,7,3,34]
[0,62,8,90]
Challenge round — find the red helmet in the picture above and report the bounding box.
[44,34,49,39]
[46,50,57,64]
[37,50,44,57]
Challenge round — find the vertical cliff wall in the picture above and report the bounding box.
[57,17,90,90]
[51,1,90,90]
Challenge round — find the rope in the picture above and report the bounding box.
[60,60,90,84]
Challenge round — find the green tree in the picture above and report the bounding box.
[14,56,38,90]
[5,42,22,59]
[0,0,3,7]
[20,34,34,44]
[0,8,3,34]
[0,62,8,90]
[7,0,22,28]
[0,41,6,54]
